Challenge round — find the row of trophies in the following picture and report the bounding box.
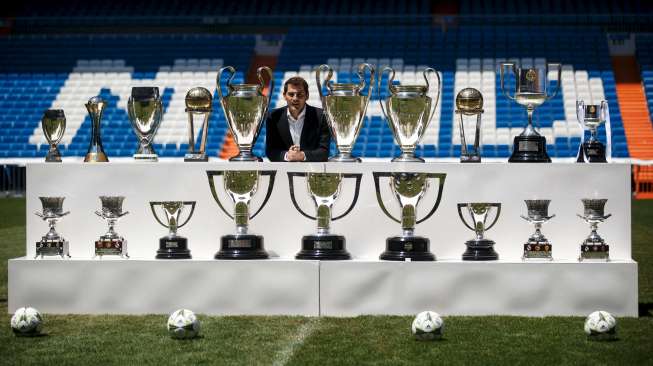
[40,63,610,164]
[35,170,611,262]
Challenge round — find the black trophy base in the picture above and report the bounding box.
[508,135,551,163]
[35,239,68,258]
[380,236,435,261]
[156,236,192,259]
[216,234,268,259]
[577,141,607,163]
[462,239,499,261]
[523,241,553,260]
[295,234,350,260]
[579,243,610,261]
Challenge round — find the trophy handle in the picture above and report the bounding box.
[34,212,44,218]
[177,201,196,229]
[94,210,104,218]
[415,173,446,224]
[372,172,400,224]
[499,63,517,101]
[315,64,333,101]
[377,67,395,122]
[457,204,476,231]
[576,100,586,127]
[545,63,562,100]
[424,68,442,126]
[206,170,233,220]
[249,170,276,220]
[287,172,316,221]
[485,204,502,231]
[254,66,274,146]
[520,215,530,222]
[332,173,363,221]
[548,214,556,220]
[216,66,236,101]
[149,202,169,229]
[356,63,375,94]
[600,100,609,122]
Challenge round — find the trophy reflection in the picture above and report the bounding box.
[458,203,501,260]
[379,66,441,162]
[316,63,375,162]
[578,199,611,261]
[520,200,555,260]
[455,88,484,163]
[41,109,66,163]
[287,171,362,260]
[207,170,276,259]
[94,196,129,258]
[127,87,163,161]
[373,172,446,261]
[576,100,609,163]
[184,87,212,162]
[150,201,196,259]
[84,96,109,162]
[34,197,70,258]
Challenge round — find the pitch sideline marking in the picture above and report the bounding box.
[272,317,320,366]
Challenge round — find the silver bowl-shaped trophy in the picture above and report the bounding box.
[217,66,273,162]
[458,202,501,260]
[577,198,611,261]
[520,199,555,260]
[207,170,276,259]
[378,66,441,162]
[84,96,109,162]
[456,88,484,163]
[34,196,70,258]
[184,87,213,162]
[288,171,362,260]
[127,87,163,161]
[316,63,375,162]
[576,100,609,163]
[150,201,196,259]
[373,172,446,261]
[94,196,130,258]
[41,109,66,163]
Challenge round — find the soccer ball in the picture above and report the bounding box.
[411,310,444,340]
[584,310,617,339]
[10,307,43,336]
[167,309,200,339]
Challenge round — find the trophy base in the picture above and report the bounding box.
[35,239,69,258]
[295,234,351,260]
[579,243,610,262]
[523,242,553,260]
[380,236,435,261]
[462,239,499,261]
[184,153,208,162]
[508,135,551,163]
[460,154,481,163]
[229,153,262,162]
[156,236,192,259]
[95,238,128,258]
[391,154,424,163]
[576,141,607,163]
[133,153,158,162]
[84,152,109,162]
[329,154,361,163]
[216,234,268,259]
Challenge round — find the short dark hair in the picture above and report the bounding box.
[283,76,309,97]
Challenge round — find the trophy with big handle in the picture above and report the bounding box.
[456,88,484,163]
[84,96,109,162]
[128,86,163,161]
[458,202,501,260]
[520,199,555,260]
[378,66,441,162]
[578,199,611,261]
[316,63,375,162]
[150,201,196,259]
[576,100,610,163]
[34,197,70,258]
[207,170,276,259]
[94,196,129,258]
[184,87,212,162]
[373,172,446,261]
[287,171,362,260]
[41,109,66,163]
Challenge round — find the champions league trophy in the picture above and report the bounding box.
[84,96,109,162]
[34,197,70,258]
[456,88,484,163]
[216,66,273,161]
[184,87,212,162]
[378,66,441,162]
[316,63,375,162]
[41,109,66,163]
[576,100,610,163]
[94,196,129,258]
[578,199,611,261]
[458,203,501,260]
[500,62,561,162]
[207,170,276,259]
[520,199,555,260]
[287,171,362,260]
[150,201,196,259]
[373,172,446,261]
[127,87,163,161]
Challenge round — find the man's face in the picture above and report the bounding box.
[284,84,307,115]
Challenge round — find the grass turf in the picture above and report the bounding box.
[0,197,651,365]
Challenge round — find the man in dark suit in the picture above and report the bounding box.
[265,76,330,162]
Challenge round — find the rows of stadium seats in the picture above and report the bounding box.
[459,0,652,14]
[637,35,653,124]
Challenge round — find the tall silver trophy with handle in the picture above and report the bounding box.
[150,201,196,259]
[94,196,129,258]
[521,199,555,260]
[373,172,446,261]
[378,67,441,162]
[184,87,212,162]
[128,87,163,161]
[316,63,375,162]
[34,197,70,258]
[217,66,273,161]
[578,198,611,261]
[576,100,609,163]
[456,88,484,163]
[458,202,501,260]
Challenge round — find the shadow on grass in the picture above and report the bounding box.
[639,302,653,317]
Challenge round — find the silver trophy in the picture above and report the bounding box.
[34,197,70,258]
[127,86,163,161]
[287,171,362,260]
[456,88,484,163]
[458,203,501,260]
[84,96,109,162]
[378,67,441,162]
[41,109,66,163]
[576,100,609,163]
[184,87,212,162]
[373,172,446,261]
[207,170,276,259]
[578,199,611,261]
[520,199,555,260]
[94,196,129,258]
[150,201,196,259]
[216,66,273,161]
[500,63,561,163]
[316,63,375,162]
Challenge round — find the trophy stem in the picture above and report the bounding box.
[46,144,62,163]
[134,140,158,161]
[329,150,361,163]
[229,149,262,162]
[392,149,424,162]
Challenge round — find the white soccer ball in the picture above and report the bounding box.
[10,307,43,336]
[411,310,444,340]
[167,309,200,339]
[584,310,617,337]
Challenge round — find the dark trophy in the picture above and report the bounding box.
[184,87,212,162]
[458,202,501,260]
[94,196,129,258]
[287,172,362,260]
[578,199,611,261]
[207,170,276,259]
[521,200,555,260]
[150,201,196,259]
[84,96,109,162]
[127,87,163,161]
[41,109,66,163]
[34,197,70,258]
[373,172,446,261]
[576,100,609,163]
[456,88,484,163]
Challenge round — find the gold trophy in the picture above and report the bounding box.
[185,87,212,162]
[455,88,484,163]
[84,96,109,162]
[41,109,66,162]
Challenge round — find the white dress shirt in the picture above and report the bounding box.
[284,106,306,161]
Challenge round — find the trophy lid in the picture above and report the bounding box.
[131,87,160,101]
[43,109,65,119]
[524,199,550,219]
[581,198,608,218]
[456,88,483,114]
[185,87,213,112]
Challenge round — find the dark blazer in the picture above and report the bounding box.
[265,104,330,162]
